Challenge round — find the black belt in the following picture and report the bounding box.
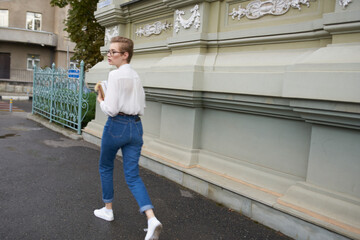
[118,112,141,122]
[118,112,136,116]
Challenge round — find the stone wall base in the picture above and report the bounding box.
[82,131,352,240]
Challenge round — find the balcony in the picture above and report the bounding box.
[0,68,33,83]
[0,27,57,47]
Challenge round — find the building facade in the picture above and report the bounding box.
[0,0,75,92]
[84,0,360,239]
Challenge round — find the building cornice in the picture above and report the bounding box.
[95,0,173,26]
[134,27,330,53]
[162,0,217,9]
[323,10,360,35]
[145,87,360,130]
[121,2,173,22]
[95,6,127,26]
[95,0,220,26]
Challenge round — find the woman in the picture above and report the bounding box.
[94,36,162,240]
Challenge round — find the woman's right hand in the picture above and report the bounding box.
[97,92,104,103]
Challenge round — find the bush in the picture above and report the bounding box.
[82,92,96,128]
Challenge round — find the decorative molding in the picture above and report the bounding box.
[144,88,300,120]
[144,88,360,130]
[135,21,172,37]
[134,29,329,53]
[229,0,314,21]
[174,4,201,33]
[104,26,119,46]
[339,0,352,9]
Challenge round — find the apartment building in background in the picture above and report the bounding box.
[0,0,76,89]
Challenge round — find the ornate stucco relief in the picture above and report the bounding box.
[229,0,315,21]
[174,4,201,33]
[104,26,119,46]
[135,21,172,37]
[339,0,352,8]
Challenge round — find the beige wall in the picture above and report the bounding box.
[0,42,53,69]
[54,50,75,69]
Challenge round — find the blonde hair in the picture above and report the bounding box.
[110,36,134,63]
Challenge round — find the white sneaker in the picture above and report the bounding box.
[94,207,114,221]
[145,217,162,240]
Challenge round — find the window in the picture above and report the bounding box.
[26,12,42,31]
[27,55,40,70]
[0,10,9,27]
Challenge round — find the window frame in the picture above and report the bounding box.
[26,12,42,31]
[0,9,9,27]
[27,55,40,71]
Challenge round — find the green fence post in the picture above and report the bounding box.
[77,61,85,135]
[32,65,36,114]
[50,63,55,123]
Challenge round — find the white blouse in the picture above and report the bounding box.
[99,64,146,117]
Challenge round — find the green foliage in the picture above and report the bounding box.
[82,92,97,128]
[51,0,105,70]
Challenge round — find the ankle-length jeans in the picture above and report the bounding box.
[99,114,154,213]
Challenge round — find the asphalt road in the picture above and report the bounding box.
[0,100,292,240]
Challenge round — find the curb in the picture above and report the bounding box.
[1,96,30,101]
[27,113,83,141]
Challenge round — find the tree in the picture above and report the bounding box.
[51,0,105,70]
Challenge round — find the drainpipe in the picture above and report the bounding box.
[67,44,69,69]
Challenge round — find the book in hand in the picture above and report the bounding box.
[95,81,108,99]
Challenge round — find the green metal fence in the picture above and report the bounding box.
[32,61,89,134]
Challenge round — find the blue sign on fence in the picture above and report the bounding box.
[68,69,80,78]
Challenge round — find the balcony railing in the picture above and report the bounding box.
[0,69,34,83]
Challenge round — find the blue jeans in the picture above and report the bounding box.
[99,114,154,213]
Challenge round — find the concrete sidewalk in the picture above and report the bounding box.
[0,102,292,240]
